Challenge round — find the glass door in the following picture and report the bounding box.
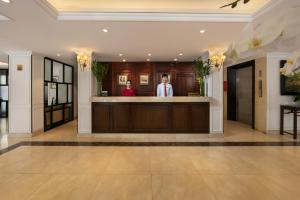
[44,58,73,131]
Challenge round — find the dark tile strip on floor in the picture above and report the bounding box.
[1,141,300,156]
[20,141,300,147]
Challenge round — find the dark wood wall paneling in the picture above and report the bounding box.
[102,62,199,96]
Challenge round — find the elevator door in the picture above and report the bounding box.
[236,67,253,126]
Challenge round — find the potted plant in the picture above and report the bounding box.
[194,57,212,96]
[91,60,109,96]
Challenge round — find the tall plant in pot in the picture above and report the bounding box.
[194,57,212,96]
[91,60,109,96]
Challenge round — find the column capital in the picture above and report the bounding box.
[6,51,32,57]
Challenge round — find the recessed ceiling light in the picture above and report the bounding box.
[179,53,183,56]
[174,58,178,62]
[119,53,123,57]
[1,0,11,3]
[147,58,150,62]
[102,28,109,33]
[122,59,126,62]
[148,53,152,57]
[200,29,206,34]
[57,53,61,57]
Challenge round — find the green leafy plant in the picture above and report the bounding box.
[194,57,211,78]
[91,60,109,96]
[193,57,212,96]
[294,96,300,102]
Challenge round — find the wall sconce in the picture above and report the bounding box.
[77,55,90,71]
[210,53,226,71]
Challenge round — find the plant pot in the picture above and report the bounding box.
[96,81,102,96]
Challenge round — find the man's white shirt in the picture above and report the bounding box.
[157,83,173,97]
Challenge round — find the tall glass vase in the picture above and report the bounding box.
[199,78,205,96]
[204,75,209,97]
[96,81,102,96]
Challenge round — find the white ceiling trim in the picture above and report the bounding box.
[36,0,283,22]
[0,14,10,21]
[34,0,58,19]
[252,0,285,19]
[56,12,253,22]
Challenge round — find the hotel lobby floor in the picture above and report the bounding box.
[0,120,300,199]
[1,120,299,151]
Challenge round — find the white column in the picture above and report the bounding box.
[208,68,224,134]
[77,52,92,134]
[8,51,32,135]
[31,54,44,133]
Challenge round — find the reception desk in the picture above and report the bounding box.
[91,96,211,133]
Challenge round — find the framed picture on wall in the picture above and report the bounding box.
[139,74,149,85]
[118,74,128,85]
[167,74,171,83]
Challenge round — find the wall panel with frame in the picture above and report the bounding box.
[44,57,74,131]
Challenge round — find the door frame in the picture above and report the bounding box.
[227,60,255,129]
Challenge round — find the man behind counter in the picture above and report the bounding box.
[157,74,173,97]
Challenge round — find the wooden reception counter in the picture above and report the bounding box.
[91,96,211,133]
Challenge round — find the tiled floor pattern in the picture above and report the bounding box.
[1,145,300,200]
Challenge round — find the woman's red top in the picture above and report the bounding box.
[122,88,136,96]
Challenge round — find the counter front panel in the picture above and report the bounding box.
[92,101,209,133]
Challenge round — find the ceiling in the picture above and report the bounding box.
[47,0,271,14]
[0,0,281,64]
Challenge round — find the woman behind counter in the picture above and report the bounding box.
[122,80,136,96]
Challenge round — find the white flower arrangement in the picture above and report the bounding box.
[280,51,300,76]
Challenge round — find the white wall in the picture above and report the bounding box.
[32,54,44,133]
[8,51,32,134]
[266,52,298,131]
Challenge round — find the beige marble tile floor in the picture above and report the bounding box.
[1,145,300,199]
[0,120,300,199]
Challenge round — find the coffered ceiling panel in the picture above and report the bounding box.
[47,0,272,14]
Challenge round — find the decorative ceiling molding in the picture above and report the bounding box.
[34,0,58,19]
[36,0,282,22]
[252,0,285,19]
[0,14,10,21]
[57,12,253,22]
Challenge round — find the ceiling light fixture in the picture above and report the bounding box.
[119,53,123,57]
[147,58,150,62]
[174,58,178,62]
[200,30,206,34]
[220,0,251,9]
[179,53,183,56]
[148,53,152,57]
[102,28,108,33]
[122,59,126,62]
[57,53,61,57]
[1,0,11,3]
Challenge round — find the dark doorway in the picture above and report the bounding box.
[227,60,255,128]
[0,69,8,118]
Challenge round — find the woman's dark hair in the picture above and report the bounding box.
[162,74,168,78]
[126,80,132,84]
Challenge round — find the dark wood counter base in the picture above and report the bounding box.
[92,102,210,133]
